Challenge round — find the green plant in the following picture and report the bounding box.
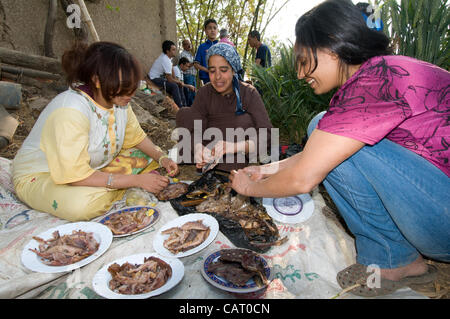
[381,0,450,70]
[251,0,450,144]
[250,44,333,144]
[105,1,120,12]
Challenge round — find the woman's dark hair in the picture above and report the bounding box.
[295,0,392,79]
[162,40,175,54]
[62,41,142,102]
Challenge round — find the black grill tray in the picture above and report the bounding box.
[169,169,274,253]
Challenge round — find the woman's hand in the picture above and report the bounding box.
[229,169,254,196]
[160,157,179,177]
[211,140,237,160]
[194,143,214,169]
[185,84,196,92]
[137,172,170,194]
[241,166,265,182]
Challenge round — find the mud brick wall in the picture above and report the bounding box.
[0,0,176,74]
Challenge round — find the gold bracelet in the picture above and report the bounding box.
[158,154,169,167]
[106,173,114,189]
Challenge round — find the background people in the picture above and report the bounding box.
[248,30,272,68]
[180,39,197,106]
[173,57,196,107]
[149,40,185,108]
[219,28,235,47]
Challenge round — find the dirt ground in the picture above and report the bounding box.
[1,81,448,299]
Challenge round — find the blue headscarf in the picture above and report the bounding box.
[206,43,246,115]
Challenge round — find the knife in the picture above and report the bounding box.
[202,159,218,173]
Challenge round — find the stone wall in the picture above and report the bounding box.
[0,0,177,74]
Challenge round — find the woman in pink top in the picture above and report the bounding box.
[230,0,449,297]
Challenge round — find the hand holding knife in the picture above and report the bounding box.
[202,158,218,173]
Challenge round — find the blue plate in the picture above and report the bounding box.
[99,206,160,237]
[200,249,271,293]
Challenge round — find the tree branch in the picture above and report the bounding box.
[44,0,58,57]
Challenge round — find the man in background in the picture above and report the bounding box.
[248,30,272,68]
[149,40,185,109]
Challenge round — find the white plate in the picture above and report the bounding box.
[262,193,315,224]
[92,253,184,299]
[200,249,271,294]
[153,213,219,258]
[98,206,160,238]
[21,222,113,273]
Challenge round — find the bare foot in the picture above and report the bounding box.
[380,256,428,281]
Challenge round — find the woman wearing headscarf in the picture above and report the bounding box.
[175,43,273,172]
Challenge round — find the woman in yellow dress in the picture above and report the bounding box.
[12,41,178,221]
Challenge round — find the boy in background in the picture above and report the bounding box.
[180,40,197,106]
[173,57,196,107]
[194,19,219,85]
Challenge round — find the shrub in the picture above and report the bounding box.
[250,44,333,144]
[381,0,450,70]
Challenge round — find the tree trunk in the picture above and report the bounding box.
[1,64,61,80]
[178,0,193,45]
[243,0,263,72]
[260,0,290,36]
[0,47,62,74]
[77,0,100,42]
[234,0,249,47]
[1,72,46,88]
[44,0,58,58]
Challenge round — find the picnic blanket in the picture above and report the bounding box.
[0,157,427,299]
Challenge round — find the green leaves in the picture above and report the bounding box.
[249,44,333,143]
[106,2,120,12]
[383,0,449,70]
[176,0,291,73]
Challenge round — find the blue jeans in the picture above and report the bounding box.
[308,111,450,268]
[183,74,196,106]
[151,77,184,107]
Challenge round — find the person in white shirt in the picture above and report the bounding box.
[149,40,186,107]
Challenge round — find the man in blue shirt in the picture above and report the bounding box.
[248,30,272,68]
[194,19,219,85]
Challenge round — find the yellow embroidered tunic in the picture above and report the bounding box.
[12,88,148,221]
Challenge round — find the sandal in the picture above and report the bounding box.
[336,263,438,297]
